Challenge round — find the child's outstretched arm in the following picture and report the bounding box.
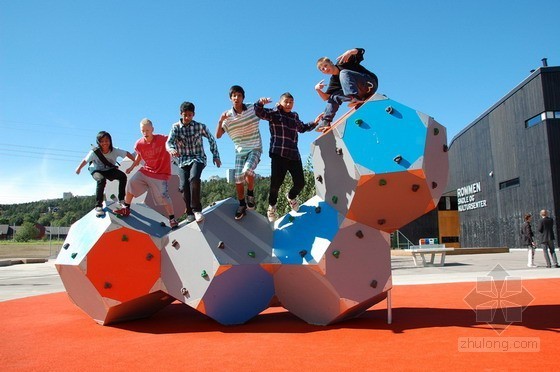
[166,125,179,157]
[126,153,143,174]
[125,151,135,161]
[215,111,228,139]
[75,160,87,175]
[253,97,273,120]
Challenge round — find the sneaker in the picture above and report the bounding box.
[347,98,364,109]
[246,195,256,209]
[194,211,204,222]
[169,218,179,229]
[267,205,277,222]
[286,194,299,212]
[315,121,331,132]
[115,206,130,217]
[527,263,537,268]
[234,205,247,220]
[185,214,196,223]
[95,206,105,217]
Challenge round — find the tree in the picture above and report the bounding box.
[14,222,40,242]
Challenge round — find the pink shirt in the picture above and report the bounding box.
[135,134,171,180]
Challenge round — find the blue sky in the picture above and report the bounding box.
[1,0,559,204]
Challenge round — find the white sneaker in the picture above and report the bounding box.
[194,211,204,222]
[286,194,299,212]
[94,206,105,217]
[267,205,277,222]
[527,263,537,268]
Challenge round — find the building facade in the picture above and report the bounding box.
[446,65,560,248]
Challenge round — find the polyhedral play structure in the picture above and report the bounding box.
[55,93,448,326]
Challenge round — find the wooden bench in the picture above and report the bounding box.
[409,245,454,267]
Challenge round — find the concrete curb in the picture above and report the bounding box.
[0,258,49,267]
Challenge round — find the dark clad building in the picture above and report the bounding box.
[399,63,560,249]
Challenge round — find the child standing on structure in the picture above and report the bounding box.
[115,118,178,229]
[75,131,134,217]
[254,92,322,222]
[216,85,262,220]
[166,101,221,223]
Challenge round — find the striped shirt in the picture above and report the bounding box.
[166,119,220,167]
[222,103,262,152]
[254,101,316,161]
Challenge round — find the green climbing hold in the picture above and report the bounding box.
[332,250,340,258]
[201,270,208,277]
[248,251,256,258]
[71,252,77,259]
[355,118,363,126]
[332,195,338,204]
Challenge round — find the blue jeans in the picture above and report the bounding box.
[321,70,378,125]
[178,161,205,214]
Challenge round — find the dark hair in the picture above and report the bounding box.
[229,85,245,99]
[524,213,532,221]
[96,131,113,152]
[180,101,195,113]
[280,92,294,100]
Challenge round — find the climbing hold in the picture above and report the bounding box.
[356,230,364,239]
[432,181,438,189]
[171,240,179,249]
[160,221,166,227]
[336,148,343,155]
[181,288,188,296]
[370,280,378,288]
[248,251,256,258]
[385,106,393,114]
[70,252,78,259]
[201,270,208,277]
[146,253,154,261]
[121,235,128,242]
[411,184,420,192]
[110,194,116,200]
[332,195,338,204]
[316,175,323,183]
[63,243,70,250]
[433,127,440,135]
[377,219,386,225]
[104,282,112,289]
[315,206,322,214]
[299,250,307,257]
[379,179,387,186]
[332,250,340,258]
[355,118,363,126]
[393,155,403,164]
[443,144,449,152]
[288,215,294,222]
[217,241,225,249]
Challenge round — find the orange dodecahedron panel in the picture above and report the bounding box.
[347,170,436,232]
[86,227,161,303]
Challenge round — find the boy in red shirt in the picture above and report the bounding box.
[116,118,178,229]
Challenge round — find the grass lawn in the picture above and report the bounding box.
[0,240,65,259]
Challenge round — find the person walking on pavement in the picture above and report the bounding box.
[537,209,559,268]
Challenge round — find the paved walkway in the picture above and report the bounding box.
[1,250,559,302]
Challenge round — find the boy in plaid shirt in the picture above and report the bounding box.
[254,92,322,222]
[166,101,221,223]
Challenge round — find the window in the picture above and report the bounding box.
[526,114,543,128]
[499,177,520,190]
[554,111,560,119]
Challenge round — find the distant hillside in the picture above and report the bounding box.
[0,166,315,227]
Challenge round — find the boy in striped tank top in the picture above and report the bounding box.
[216,85,262,220]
